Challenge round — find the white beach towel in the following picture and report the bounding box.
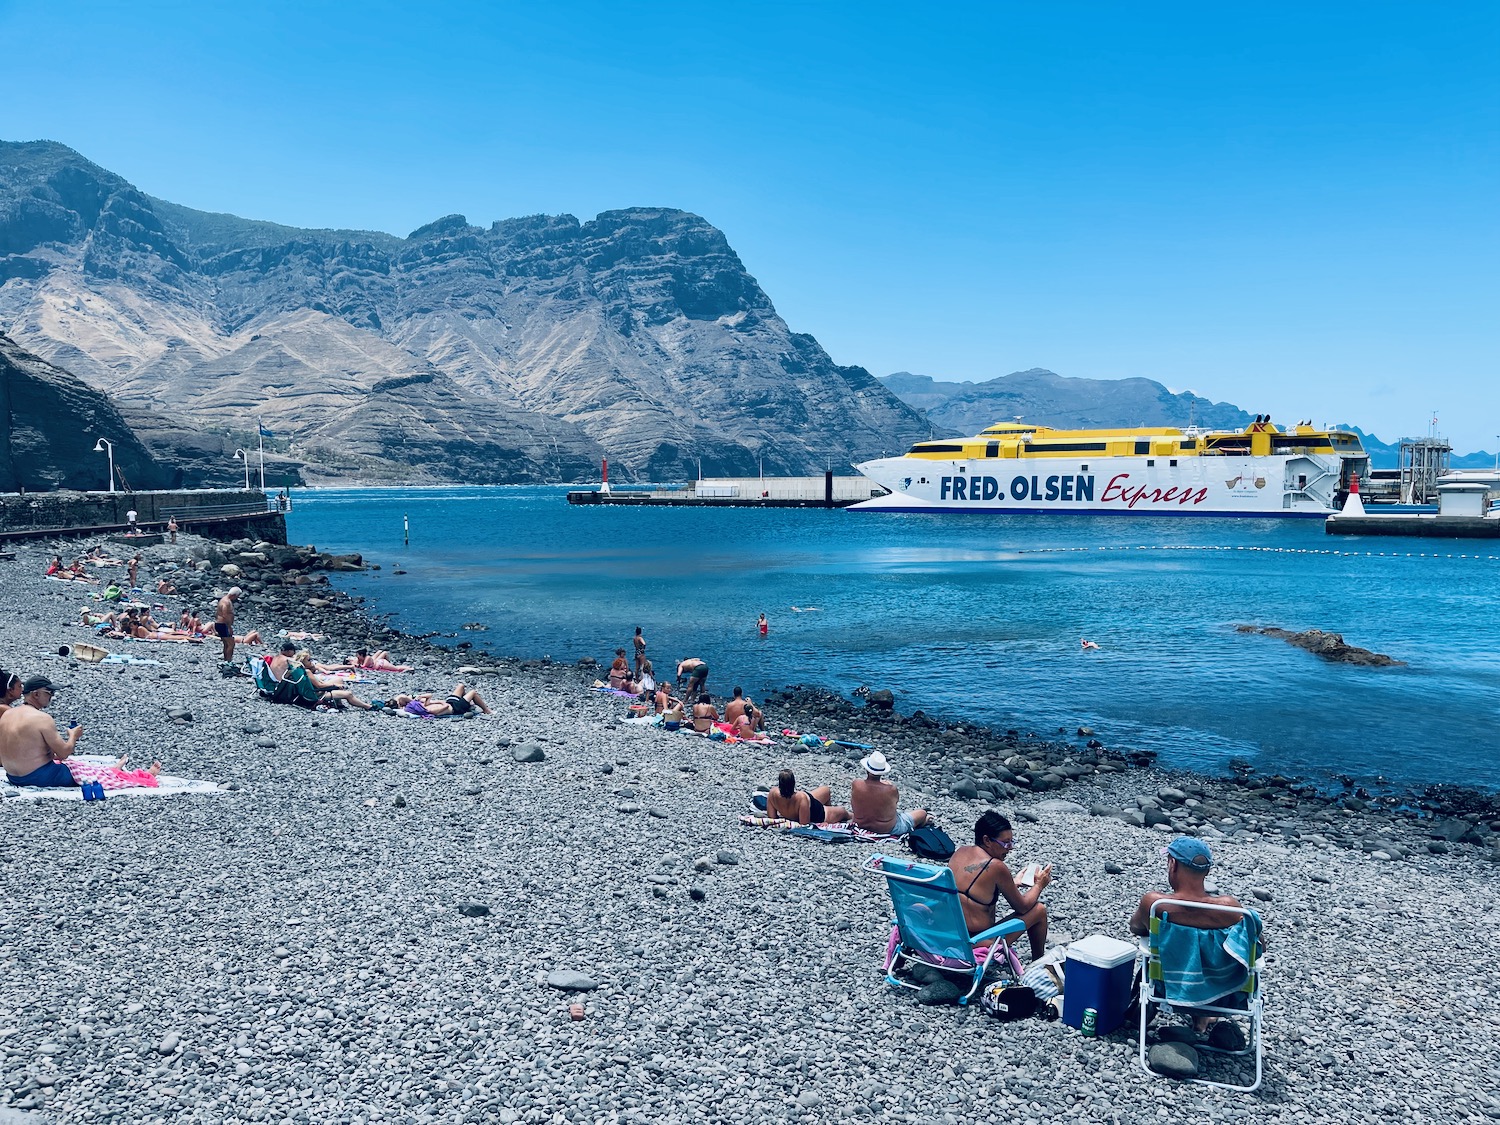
[0,755,224,803]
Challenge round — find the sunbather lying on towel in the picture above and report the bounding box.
[384,683,491,717]
[765,768,850,825]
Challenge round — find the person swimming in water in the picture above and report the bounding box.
[1081,639,1100,651]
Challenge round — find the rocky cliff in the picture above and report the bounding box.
[0,332,167,492]
[0,140,930,482]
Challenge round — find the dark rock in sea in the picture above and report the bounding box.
[1239,624,1405,667]
[865,688,895,710]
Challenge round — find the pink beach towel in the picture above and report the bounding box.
[65,760,160,791]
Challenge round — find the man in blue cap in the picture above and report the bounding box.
[1128,837,1243,937]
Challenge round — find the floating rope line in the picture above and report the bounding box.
[1008,544,1500,560]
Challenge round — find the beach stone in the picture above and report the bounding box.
[1142,808,1171,828]
[797,1091,823,1108]
[1090,804,1124,820]
[546,970,598,992]
[617,803,641,814]
[598,762,614,774]
[512,742,546,763]
[156,1032,180,1055]
[716,851,740,865]
[866,689,895,710]
[255,738,276,749]
[166,707,192,721]
[1148,1042,1200,1079]
[952,780,979,799]
[1310,873,1332,883]
[916,979,963,1006]
[1251,888,1273,902]
[240,723,263,734]
[393,794,407,808]
[648,807,670,818]
[689,887,707,902]
[1035,799,1088,815]
[457,902,490,917]
[1104,862,1124,875]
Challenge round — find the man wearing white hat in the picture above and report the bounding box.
[849,751,928,835]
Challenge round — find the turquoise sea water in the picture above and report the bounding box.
[287,486,1500,792]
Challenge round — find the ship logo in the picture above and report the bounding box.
[1225,472,1268,490]
[901,477,912,490]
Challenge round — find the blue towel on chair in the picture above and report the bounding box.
[1154,914,1260,1007]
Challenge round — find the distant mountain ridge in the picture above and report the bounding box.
[880,370,1494,470]
[0,139,931,483]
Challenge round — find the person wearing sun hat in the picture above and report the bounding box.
[0,676,83,787]
[848,751,928,835]
[1128,837,1244,938]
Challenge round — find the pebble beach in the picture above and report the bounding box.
[3,533,1499,1124]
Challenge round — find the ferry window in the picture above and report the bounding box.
[1135,441,1150,455]
[1298,474,1307,489]
[1182,440,1197,450]
[1081,464,1088,472]
[986,441,999,458]
[1170,459,1178,467]
[1147,459,1155,467]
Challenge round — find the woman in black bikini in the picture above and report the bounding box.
[947,811,1052,960]
[765,769,850,826]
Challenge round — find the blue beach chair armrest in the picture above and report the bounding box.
[972,918,1027,945]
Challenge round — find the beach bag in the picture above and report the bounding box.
[980,979,1038,1021]
[906,825,956,861]
[1020,950,1067,1003]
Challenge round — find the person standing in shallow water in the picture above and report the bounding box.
[758,613,768,636]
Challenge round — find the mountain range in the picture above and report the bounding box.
[0,140,930,485]
[879,370,1496,471]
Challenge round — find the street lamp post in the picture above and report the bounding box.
[233,449,250,490]
[92,438,115,493]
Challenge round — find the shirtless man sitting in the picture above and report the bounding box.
[848,752,928,835]
[1128,837,1251,1038]
[0,677,83,787]
[723,687,763,732]
[948,811,1052,960]
[1128,837,1244,938]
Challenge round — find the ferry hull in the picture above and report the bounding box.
[852,455,1337,518]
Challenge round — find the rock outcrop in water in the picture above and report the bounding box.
[0,140,931,483]
[1236,624,1405,667]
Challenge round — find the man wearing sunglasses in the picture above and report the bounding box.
[948,810,1053,960]
[0,676,83,788]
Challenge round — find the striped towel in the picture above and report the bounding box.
[1153,913,1260,1007]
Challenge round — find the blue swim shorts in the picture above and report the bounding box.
[892,810,917,835]
[6,761,78,788]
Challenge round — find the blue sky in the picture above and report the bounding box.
[2,0,1497,451]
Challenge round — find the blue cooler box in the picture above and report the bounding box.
[1062,934,1139,1034]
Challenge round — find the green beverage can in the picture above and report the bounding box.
[1082,1007,1098,1037]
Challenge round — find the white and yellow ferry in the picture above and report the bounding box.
[852,418,1370,517]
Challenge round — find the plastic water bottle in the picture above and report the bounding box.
[1082,1007,1098,1037]
[93,781,107,803]
[80,781,94,803]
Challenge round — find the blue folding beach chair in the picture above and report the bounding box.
[864,853,1027,1005]
[1138,899,1265,1092]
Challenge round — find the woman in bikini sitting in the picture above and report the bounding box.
[946,811,1052,961]
[765,768,849,826]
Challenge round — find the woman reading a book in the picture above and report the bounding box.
[947,811,1053,961]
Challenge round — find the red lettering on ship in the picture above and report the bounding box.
[1100,473,1209,509]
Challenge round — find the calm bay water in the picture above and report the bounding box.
[287,486,1500,791]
